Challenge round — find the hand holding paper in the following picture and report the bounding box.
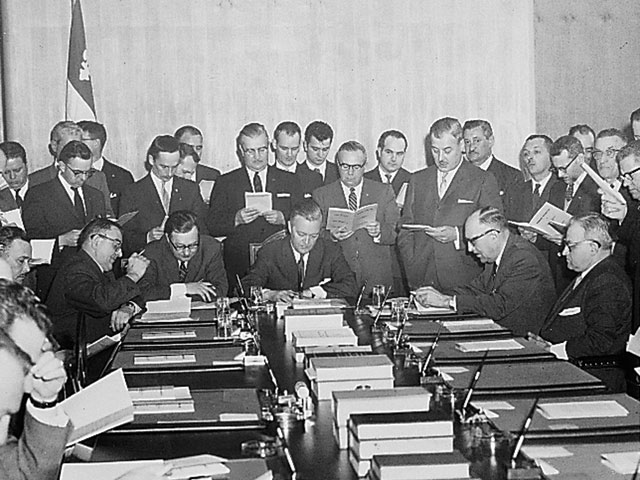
[234,207,261,225]
[425,225,457,243]
[601,196,627,222]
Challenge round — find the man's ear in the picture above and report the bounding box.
[271,139,277,153]
[488,135,495,149]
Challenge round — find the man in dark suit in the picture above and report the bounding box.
[462,119,522,218]
[272,121,322,198]
[22,141,106,300]
[139,210,227,302]
[46,218,149,348]
[174,125,221,184]
[416,207,555,336]
[242,199,356,302]
[0,142,30,217]
[78,121,134,217]
[119,135,207,255]
[0,227,31,284]
[313,141,399,294]
[207,123,303,290]
[398,117,502,292]
[297,120,339,192]
[540,213,632,392]
[364,129,412,295]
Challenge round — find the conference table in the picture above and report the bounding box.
[79,302,640,480]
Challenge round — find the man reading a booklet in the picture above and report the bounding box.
[415,207,555,336]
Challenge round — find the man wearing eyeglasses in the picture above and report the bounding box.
[174,125,221,184]
[46,218,149,349]
[313,140,399,294]
[139,210,227,302]
[540,213,632,392]
[120,135,207,255]
[415,207,555,336]
[207,123,303,291]
[22,141,106,300]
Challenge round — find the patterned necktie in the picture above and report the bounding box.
[533,183,541,198]
[385,174,393,184]
[489,262,498,291]
[71,187,86,223]
[348,187,358,211]
[564,183,574,210]
[178,261,188,282]
[297,256,305,292]
[438,172,449,198]
[161,181,170,212]
[14,189,23,208]
[253,172,263,193]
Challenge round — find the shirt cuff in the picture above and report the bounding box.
[449,295,457,311]
[126,301,142,316]
[170,283,187,298]
[27,400,69,428]
[309,286,328,299]
[373,234,382,244]
[550,341,568,360]
[453,227,461,250]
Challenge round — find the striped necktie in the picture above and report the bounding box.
[348,187,358,211]
[178,261,188,282]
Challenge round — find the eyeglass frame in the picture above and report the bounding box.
[466,228,499,246]
[592,148,621,161]
[66,166,95,178]
[337,162,365,172]
[167,235,200,253]
[550,152,580,175]
[562,238,601,252]
[620,165,640,183]
[241,146,269,158]
[94,233,123,251]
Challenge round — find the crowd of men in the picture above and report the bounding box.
[1,111,640,477]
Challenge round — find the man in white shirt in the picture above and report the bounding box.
[593,128,627,188]
[0,227,32,284]
[0,142,30,215]
[298,120,338,189]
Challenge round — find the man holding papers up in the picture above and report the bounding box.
[313,141,399,293]
[207,123,303,290]
[415,207,555,336]
[540,213,632,392]
[242,199,356,302]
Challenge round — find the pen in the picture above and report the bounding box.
[236,274,246,297]
[510,397,539,468]
[372,285,392,327]
[354,283,367,311]
[461,350,489,415]
[420,323,443,375]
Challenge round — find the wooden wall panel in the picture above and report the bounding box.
[2,0,534,179]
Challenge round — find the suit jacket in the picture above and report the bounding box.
[540,256,632,358]
[28,163,57,187]
[46,249,142,348]
[398,162,502,291]
[139,234,228,301]
[119,175,207,255]
[485,157,522,219]
[0,188,18,212]
[294,162,323,197]
[615,200,640,330]
[0,410,72,480]
[85,169,114,217]
[510,175,561,222]
[364,167,412,197]
[242,235,357,300]
[206,166,303,282]
[298,160,339,187]
[196,163,221,183]
[313,179,399,293]
[101,158,134,216]
[454,233,556,336]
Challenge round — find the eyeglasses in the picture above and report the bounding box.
[550,152,579,175]
[466,229,499,245]
[592,148,621,161]
[242,146,268,158]
[95,233,122,251]
[67,167,95,178]
[338,162,365,172]
[168,236,199,252]
[562,238,601,252]
[620,166,640,183]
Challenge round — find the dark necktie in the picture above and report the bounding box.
[564,183,574,204]
[253,172,263,193]
[489,262,498,291]
[71,187,86,223]
[14,189,23,208]
[533,183,541,198]
[297,256,305,292]
[178,261,188,282]
[348,187,358,211]
[385,174,393,184]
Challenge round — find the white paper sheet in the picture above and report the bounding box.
[456,338,524,352]
[0,208,23,228]
[245,192,272,213]
[601,451,640,475]
[30,239,56,265]
[537,400,629,420]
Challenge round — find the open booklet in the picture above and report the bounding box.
[509,202,572,237]
[326,204,377,232]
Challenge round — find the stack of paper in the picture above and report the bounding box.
[283,307,344,341]
[297,344,372,365]
[370,451,470,479]
[326,204,378,232]
[537,400,629,420]
[129,386,195,414]
[139,297,192,323]
[455,339,524,352]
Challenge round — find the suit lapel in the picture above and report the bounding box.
[282,239,299,284]
[53,178,81,222]
[141,175,166,218]
[442,162,469,203]
[304,240,323,288]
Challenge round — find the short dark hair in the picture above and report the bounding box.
[236,123,268,149]
[0,328,32,373]
[524,134,553,150]
[179,143,201,164]
[79,217,121,248]
[596,128,627,144]
[550,135,583,157]
[304,121,334,144]
[569,212,613,250]
[274,121,301,140]
[0,279,52,341]
[290,199,322,223]
[164,210,198,236]
[462,119,493,138]
[617,140,640,165]
[0,226,28,255]
[58,140,92,164]
[475,206,507,230]
[335,140,367,162]
[377,130,408,151]
[568,124,595,140]
[174,125,202,140]
[631,108,640,123]
[429,117,463,141]
[77,120,107,146]
[0,141,27,165]
[147,135,180,162]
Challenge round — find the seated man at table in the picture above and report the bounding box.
[46,218,150,349]
[415,207,556,336]
[242,199,357,303]
[540,213,632,392]
[139,210,228,302]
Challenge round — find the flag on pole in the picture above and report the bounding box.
[65,0,96,121]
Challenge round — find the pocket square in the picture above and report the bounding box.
[457,199,474,204]
[559,307,580,316]
[499,190,505,196]
[109,192,118,198]
[276,192,291,198]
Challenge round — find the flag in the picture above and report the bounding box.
[65,0,96,121]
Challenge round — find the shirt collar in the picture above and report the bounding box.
[494,232,509,269]
[245,167,267,191]
[306,160,326,177]
[475,155,494,171]
[276,162,297,173]
[532,171,552,192]
[57,172,84,202]
[93,156,105,171]
[340,180,364,206]
[13,180,29,199]
[290,243,308,263]
[577,255,607,285]
[437,158,464,182]
[571,171,587,193]
[378,166,397,183]
[150,171,173,192]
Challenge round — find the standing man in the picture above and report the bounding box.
[398,117,501,291]
[297,121,338,191]
[139,210,228,302]
[78,121,134,217]
[0,227,31,284]
[569,124,596,166]
[463,119,521,218]
[174,125,221,183]
[22,141,106,300]
[119,135,207,255]
[540,213,632,392]
[313,141,399,293]
[207,123,303,289]
[0,142,30,216]
[364,129,412,199]
[593,129,627,190]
